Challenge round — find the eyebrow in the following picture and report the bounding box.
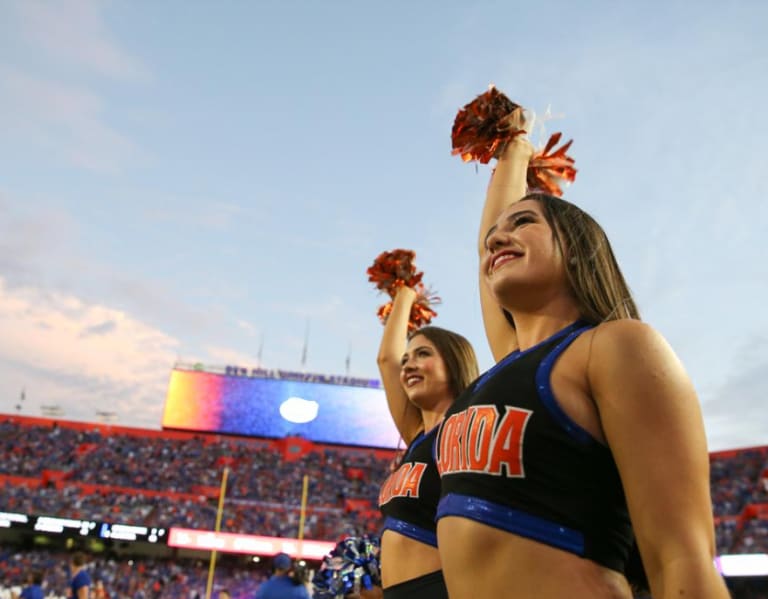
[401,345,431,361]
[483,209,539,248]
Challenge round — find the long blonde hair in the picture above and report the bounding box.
[524,192,640,324]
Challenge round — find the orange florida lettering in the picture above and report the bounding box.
[437,405,532,478]
[378,462,427,506]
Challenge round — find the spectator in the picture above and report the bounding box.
[12,570,44,599]
[254,553,309,599]
[69,553,91,599]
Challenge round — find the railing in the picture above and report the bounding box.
[174,361,382,389]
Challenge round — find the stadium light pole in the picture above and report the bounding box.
[205,466,230,599]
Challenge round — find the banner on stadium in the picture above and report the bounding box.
[167,527,335,560]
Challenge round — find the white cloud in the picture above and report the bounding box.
[0,276,178,428]
[0,68,140,172]
[236,320,259,336]
[200,346,262,370]
[0,193,216,336]
[701,334,768,451]
[0,0,148,171]
[0,193,83,286]
[14,0,148,81]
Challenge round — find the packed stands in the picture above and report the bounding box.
[4,416,768,554]
[0,417,393,543]
[3,414,768,598]
[0,420,388,502]
[0,548,269,599]
[2,484,375,540]
[710,446,768,555]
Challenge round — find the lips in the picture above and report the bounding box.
[490,249,523,272]
[404,375,423,388]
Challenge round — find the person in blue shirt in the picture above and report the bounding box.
[69,552,92,599]
[255,553,310,599]
[14,570,44,599]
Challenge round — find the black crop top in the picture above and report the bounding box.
[379,426,442,547]
[435,321,634,573]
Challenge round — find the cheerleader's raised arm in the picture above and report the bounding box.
[376,285,423,444]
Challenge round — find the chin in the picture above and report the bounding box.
[489,283,517,309]
[407,390,430,409]
[490,274,533,307]
[406,392,424,407]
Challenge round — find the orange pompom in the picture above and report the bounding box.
[377,301,394,324]
[452,87,578,196]
[409,285,440,331]
[367,249,424,296]
[369,250,440,330]
[376,284,440,331]
[451,86,526,164]
[528,132,577,197]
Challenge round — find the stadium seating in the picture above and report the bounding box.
[2,415,768,598]
[0,418,391,542]
[0,548,269,599]
[710,447,768,554]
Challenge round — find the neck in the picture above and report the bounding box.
[502,285,582,351]
[420,404,450,433]
[507,308,582,351]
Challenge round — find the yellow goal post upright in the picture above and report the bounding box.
[205,466,230,599]
[297,474,309,557]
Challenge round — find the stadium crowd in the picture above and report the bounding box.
[0,420,389,541]
[2,417,768,598]
[0,549,269,599]
[0,421,388,504]
[711,449,768,517]
[4,419,768,553]
[710,448,768,554]
[1,484,379,541]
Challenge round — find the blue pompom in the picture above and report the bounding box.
[311,535,381,599]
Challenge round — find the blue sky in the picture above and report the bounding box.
[0,0,766,451]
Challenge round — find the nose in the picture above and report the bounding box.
[485,228,509,253]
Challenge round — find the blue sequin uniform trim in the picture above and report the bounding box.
[382,516,438,548]
[535,324,596,446]
[436,493,584,555]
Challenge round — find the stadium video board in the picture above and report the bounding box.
[162,369,401,448]
[0,512,166,543]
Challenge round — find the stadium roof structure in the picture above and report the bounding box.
[175,361,382,389]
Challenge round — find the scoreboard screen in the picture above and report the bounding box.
[162,369,402,448]
[0,512,166,543]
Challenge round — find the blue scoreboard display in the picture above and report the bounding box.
[162,369,402,449]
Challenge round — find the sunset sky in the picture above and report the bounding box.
[1,0,766,451]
